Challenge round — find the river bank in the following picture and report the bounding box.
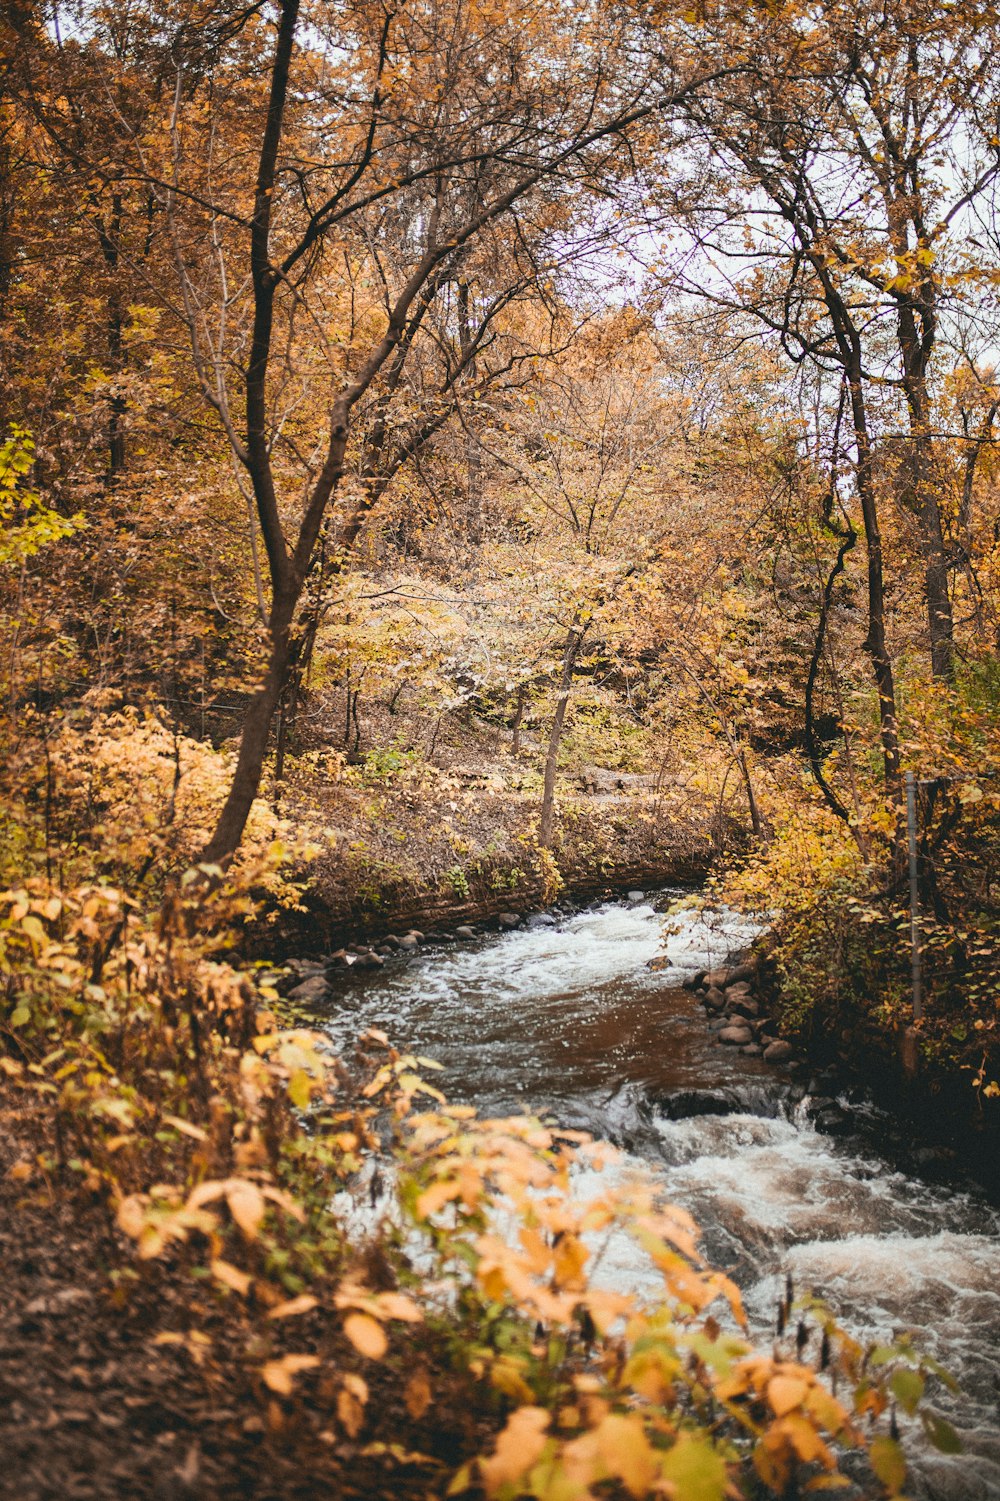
[311,897,1000,1499]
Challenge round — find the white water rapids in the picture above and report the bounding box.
[320,897,1000,1497]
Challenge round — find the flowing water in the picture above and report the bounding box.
[319,897,1000,1498]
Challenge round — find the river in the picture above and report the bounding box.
[318,895,1000,1499]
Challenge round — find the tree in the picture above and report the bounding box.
[647,0,1000,792]
[88,0,719,865]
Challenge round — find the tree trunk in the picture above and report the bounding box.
[843,365,900,800]
[511,682,526,755]
[539,621,584,847]
[201,598,294,866]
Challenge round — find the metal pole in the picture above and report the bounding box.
[905,771,923,1022]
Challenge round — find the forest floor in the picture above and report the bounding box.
[264,695,730,947]
[0,1090,492,1501]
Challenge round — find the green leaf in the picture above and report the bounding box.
[660,1433,727,1501]
[922,1412,962,1454]
[890,1367,924,1414]
[870,1436,906,1493]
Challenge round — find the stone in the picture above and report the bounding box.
[813,1105,852,1136]
[399,934,420,951]
[408,929,425,942]
[497,912,521,929]
[763,1040,794,1063]
[357,951,384,969]
[727,995,760,1018]
[684,968,706,991]
[287,958,325,979]
[718,1025,753,1046]
[741,1043,763,1056]
[382,935,403,950]
[703,986,727,1012]
[705,968,730,989]
[627,890,646,904]
[455,925,477,940]
[526,912,557,929]
[725,960,757,986]
[725,981,753,1000]
[287,975,329,1004]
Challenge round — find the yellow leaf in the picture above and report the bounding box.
[343,1312,388,1360]
[162,1114,208,1142]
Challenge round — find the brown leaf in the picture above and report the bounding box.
[404,1369,432,1421]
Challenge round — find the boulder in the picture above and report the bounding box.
[357,951,384,969]
[741,1043,763,1056]
[705,968,730,990]
[498,912,522,929]
[627,890,646,904]
[725,981,753,1001]
[718,1024,753,1046]
[287,958,325,979]
[399,934,420,951]
[287,975,329,1004]
[455,925,477,941]
[381,935,403,950]
[725,960,758,986]
[763,1040,794,1064]
[703,986,727,1012]
[727,995,760,1018]
[684,968,706,991]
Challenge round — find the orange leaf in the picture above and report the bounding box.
[227,1181,265,1240]
[343,1313,388,1360]
[267,1294,319,1320]
[768,1374,809,1417]
[211,1259,252,1296]
[261,1354,320,1396]
[479,1407,550,1496]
